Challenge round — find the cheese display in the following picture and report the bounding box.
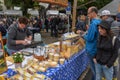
[5,33,85,80]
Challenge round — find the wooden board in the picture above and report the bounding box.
[0,32,7,74]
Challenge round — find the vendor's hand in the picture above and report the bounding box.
[22,40,28,45]
[93,58,97,64]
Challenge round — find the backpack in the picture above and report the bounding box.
[112,36,119,66]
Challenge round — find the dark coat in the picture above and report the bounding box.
[95,35,119,68]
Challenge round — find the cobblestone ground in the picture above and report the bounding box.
[40,31,60,44]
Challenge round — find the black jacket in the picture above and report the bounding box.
[0,24,7,36]
[95,36,119,68]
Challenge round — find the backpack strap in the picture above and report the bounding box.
[112,36,117,46]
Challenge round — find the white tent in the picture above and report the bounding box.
[46,10,59,15]
[4,10,22,16]
[28,10,39,16]
[99,0,120,15]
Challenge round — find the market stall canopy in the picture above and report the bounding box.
[39,2,49,9]
[28,10,39,16]
[0,11,4,15]
[46,10,59,15]
[98,0,120,15]
[4,10,22,16]
[34,0,68,7]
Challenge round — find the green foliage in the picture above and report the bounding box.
[68,0,112,9]
[13,53,24,63]
[4,0,13,9]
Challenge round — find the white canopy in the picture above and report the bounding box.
[28,10,39,16]
[46,10,59,15]
[99,0,120,15]
[4,10,22,16]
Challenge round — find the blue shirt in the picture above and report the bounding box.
[84,18,101,57]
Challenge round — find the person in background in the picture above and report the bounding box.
[111,13,120,80]
[0,21,7,38]
[101,10,114,25]
[7,17,32,55]
[76,15,86,32]
[45,18,49,33]
[93,20,119,80]
[83,6,101,80]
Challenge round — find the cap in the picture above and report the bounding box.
[98,20,111,30]
[116,13,120,22]
[101,10,111,16]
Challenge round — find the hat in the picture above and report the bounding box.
[116,13,120,22]
[101,10,111,16]
[98,20,111,30]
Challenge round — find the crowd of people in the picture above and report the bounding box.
[76,6,120,80]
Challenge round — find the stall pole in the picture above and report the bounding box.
[72,0,77,32]
[67,14,70,33]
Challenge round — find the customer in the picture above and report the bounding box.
[83,6,101,80]
[101,10,114,25]
[94,20,119,80]
[7,17,32,55]
[111,13,120,80]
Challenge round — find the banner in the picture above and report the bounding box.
[34,0,68,7]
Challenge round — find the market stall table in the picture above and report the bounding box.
[5,49,89,80]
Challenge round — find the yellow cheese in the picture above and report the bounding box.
[64,47,71,58]
[24,72,32,78]
[34,74,45,79]
[0,76,4,80]
[31,65,39,70]
[27,67,36,74]
[39,67,46,72]
[17,68,24,75]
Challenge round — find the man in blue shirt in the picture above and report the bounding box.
[83,6,101,80]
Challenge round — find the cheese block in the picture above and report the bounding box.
[50,61,57,67]
[0,76,4,80]
[17,68,24,75]
[24,77,31,80]
[24,72,32,78]
[64,47,71,59]
[33,58,39,62]
[31,64,39,70]
[60,51,65,58]
[54,54,59,60]
[34,74,45,79]
[31,77,40,80]
[59,58,65,64]
[39,67,46,72]
[27,67,36,74]
[11,74,23,80]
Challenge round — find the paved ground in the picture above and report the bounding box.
[40,30,59,44]
[40,30,120,80]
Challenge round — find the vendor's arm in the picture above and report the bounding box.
[16,40,27,45]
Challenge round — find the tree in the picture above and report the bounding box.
[4,0,34,16]
[4,0,14,9]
